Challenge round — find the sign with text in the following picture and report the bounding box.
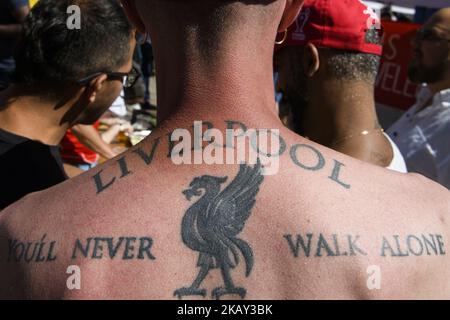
[375,21,421,111]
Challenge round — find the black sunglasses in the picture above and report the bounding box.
[416,28,450,43]
[77,66,141,88]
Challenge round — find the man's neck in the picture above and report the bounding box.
[0,86,70,146]
[304,82,392,166]
[152,39,281,130]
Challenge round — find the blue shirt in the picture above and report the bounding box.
[0,0,29,73]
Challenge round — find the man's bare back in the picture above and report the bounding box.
[2,0,450,300]
[1,117,449,300]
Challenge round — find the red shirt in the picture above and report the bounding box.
[60,121,100,165]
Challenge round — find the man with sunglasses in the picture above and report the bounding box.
[0,0,136,210]
[387,8,450,189]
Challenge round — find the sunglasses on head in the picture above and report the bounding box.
[77,65,141,88]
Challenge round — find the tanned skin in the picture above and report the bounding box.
[275,44,394,168]
[0,0,449,300]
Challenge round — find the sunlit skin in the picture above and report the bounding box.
[274,43,393,168]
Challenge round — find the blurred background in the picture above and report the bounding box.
[362,0,449,127]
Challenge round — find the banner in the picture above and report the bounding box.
[375,21,421,111]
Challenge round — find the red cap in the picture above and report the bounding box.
[276,0,383,56]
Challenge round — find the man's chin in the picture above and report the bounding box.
[76,108,109,125]
[408,61,447,84]
[408,64,429,84]
[75,114,102,125]
[408,67,421,84]
[77,119,97,125]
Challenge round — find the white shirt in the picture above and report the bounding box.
[384,133,408,173]
[387,85,450,189]
[109,91,127,117]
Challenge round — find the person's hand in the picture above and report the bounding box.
[119,122,134,134]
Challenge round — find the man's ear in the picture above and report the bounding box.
[121,0,146,33]
[84,74,108,104]
[302,43,320,78]
[278,0,305,32]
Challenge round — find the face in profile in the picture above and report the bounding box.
[409,17,450,84]
[77,37,136,125]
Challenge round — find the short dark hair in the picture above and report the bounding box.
[13,0,133,86]
[325,28,382,83]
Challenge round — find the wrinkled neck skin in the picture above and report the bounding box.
[304,80,393,167]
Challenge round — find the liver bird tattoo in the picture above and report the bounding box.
[174,161,264,300]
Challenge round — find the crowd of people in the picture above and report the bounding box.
[0,0,449,300]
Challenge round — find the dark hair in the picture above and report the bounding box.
[326,28,382,83]
[13,0,133,86]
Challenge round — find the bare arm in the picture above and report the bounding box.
[98,118,134,144]
[71,125,117,160]
[100,124,123,145]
